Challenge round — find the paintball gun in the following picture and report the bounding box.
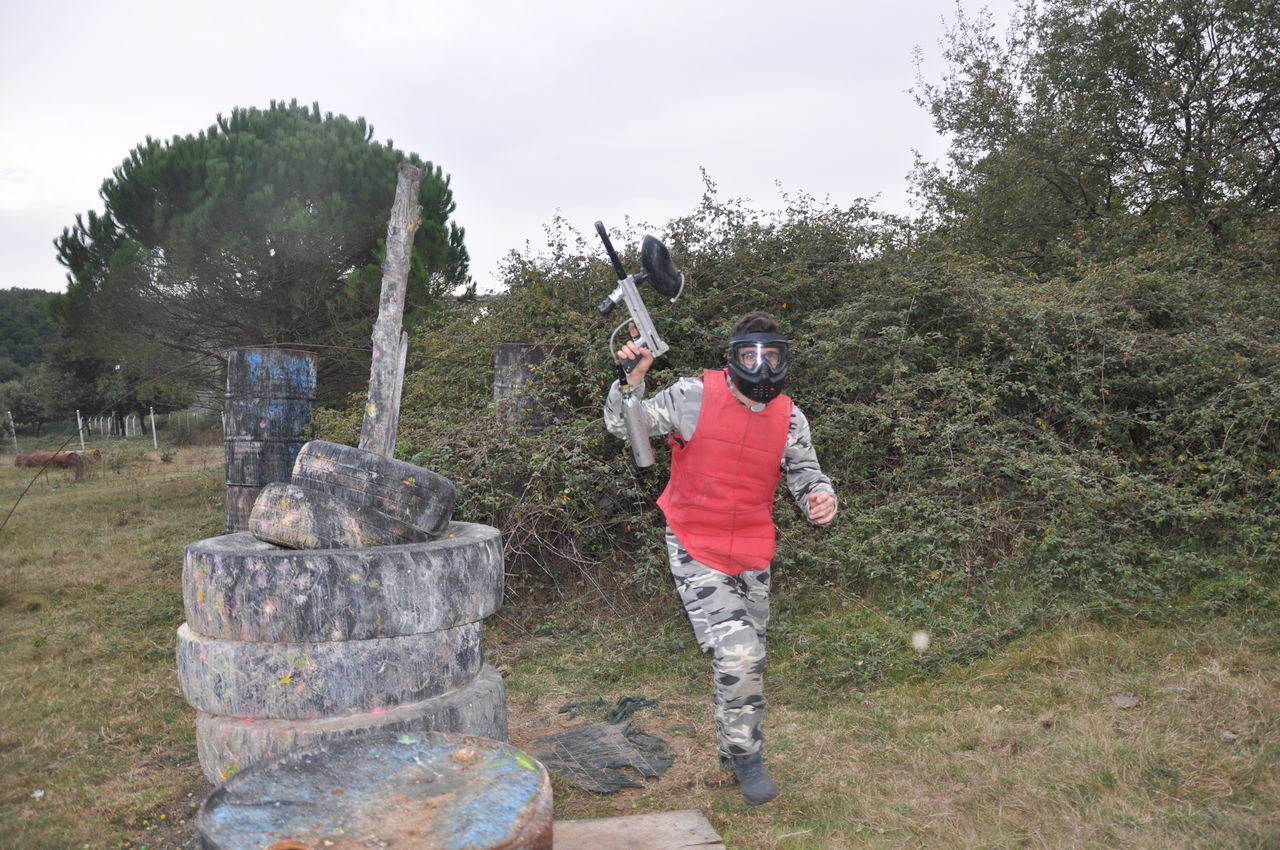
[594,220,684,467]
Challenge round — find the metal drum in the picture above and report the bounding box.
[223,347,316,532]
[492,343,568,434]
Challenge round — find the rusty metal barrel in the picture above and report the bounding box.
[223,347,317,532]
[493,343,569,434]
[197,731,553,850]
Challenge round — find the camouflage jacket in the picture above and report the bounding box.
[603,370,836,520]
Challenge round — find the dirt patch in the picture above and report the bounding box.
[117,776,213,850]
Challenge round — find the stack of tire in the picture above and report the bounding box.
[177,440,507,784]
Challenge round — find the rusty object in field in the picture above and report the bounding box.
[198,731,552,850]
[13,449,101,468]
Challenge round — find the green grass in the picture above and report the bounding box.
[2,443,1278,848]
[1,442,223,849]
[497,606,1280,849]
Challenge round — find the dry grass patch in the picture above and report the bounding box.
[730,619,1280,849]
[1,446,1276,849]
[498,610,1278,849]
[1,444,223,849]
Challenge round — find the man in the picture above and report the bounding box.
[603,311,837,805]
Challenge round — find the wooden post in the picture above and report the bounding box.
[359,163,421,458]
[150,407,158,449]
[76,410,86,451]
[6,410,16,454]
[385,331,408,453]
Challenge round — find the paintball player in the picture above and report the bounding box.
[603,311,837,805]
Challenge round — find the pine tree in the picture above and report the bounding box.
[53,100,469,403]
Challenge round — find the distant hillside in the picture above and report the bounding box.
[0,287,55,373]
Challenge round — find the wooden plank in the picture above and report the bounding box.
[553,810,725,850]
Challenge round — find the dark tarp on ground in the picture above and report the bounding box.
[528,718,674,793]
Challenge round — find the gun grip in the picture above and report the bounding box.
[616,347,647,382]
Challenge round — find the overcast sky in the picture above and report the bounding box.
[0,0,1014,294]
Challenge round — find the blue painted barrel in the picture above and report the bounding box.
[197,731,553,850]
[224,347,317,533]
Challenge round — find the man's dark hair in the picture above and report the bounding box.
[730,311,784,337]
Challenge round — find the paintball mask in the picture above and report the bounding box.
[726,333,789,403]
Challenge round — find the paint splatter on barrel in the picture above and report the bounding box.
[224,347,317,532]
[197,731,552,850]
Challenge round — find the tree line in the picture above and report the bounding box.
[10,99,472,435]
[11,0,1279,456]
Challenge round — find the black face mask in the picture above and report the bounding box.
[726,333,789,403]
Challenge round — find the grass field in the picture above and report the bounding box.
[1,443,1277,848]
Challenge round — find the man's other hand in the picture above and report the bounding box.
[806,492,836,525]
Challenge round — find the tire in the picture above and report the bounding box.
[290,440,455,538]
[197,729,552,850]
[194,664,508,784]
[249,481,431,549]
[176,621,483,719]
[183,524,503,642]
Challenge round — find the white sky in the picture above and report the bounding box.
[0,0,1014,294]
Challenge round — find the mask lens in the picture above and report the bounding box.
[734,342,784,374]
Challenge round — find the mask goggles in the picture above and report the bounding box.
[726,333,789,402]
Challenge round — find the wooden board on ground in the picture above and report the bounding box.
[553,810,724,850]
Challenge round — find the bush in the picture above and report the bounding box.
[322,185,1280,618]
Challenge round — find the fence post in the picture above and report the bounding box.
[76,410,86,451]
[6,410,16,454]
[150,407,158,449]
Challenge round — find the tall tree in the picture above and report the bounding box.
[912,0,1280,266]
[53,100,469,402]
[0,288,55,373]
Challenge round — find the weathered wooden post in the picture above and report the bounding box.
[360,162,419,457]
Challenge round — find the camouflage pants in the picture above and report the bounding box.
[665,528,770,760]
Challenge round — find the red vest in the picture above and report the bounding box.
[657,369,792,575]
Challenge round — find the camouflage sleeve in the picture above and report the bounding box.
[603,376,704,442]
[783,404,836,519]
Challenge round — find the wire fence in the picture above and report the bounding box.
[3,409,224,455]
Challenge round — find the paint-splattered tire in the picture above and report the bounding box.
[289,440,456,538]
[182,524,503,642]
[196,729,552,850]
[249,481,431,549]
[194,664,509,784]
[176,621,484,719]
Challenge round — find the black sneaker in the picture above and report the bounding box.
[730,753,779,805]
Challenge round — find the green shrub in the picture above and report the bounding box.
[322,186,1280,618]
